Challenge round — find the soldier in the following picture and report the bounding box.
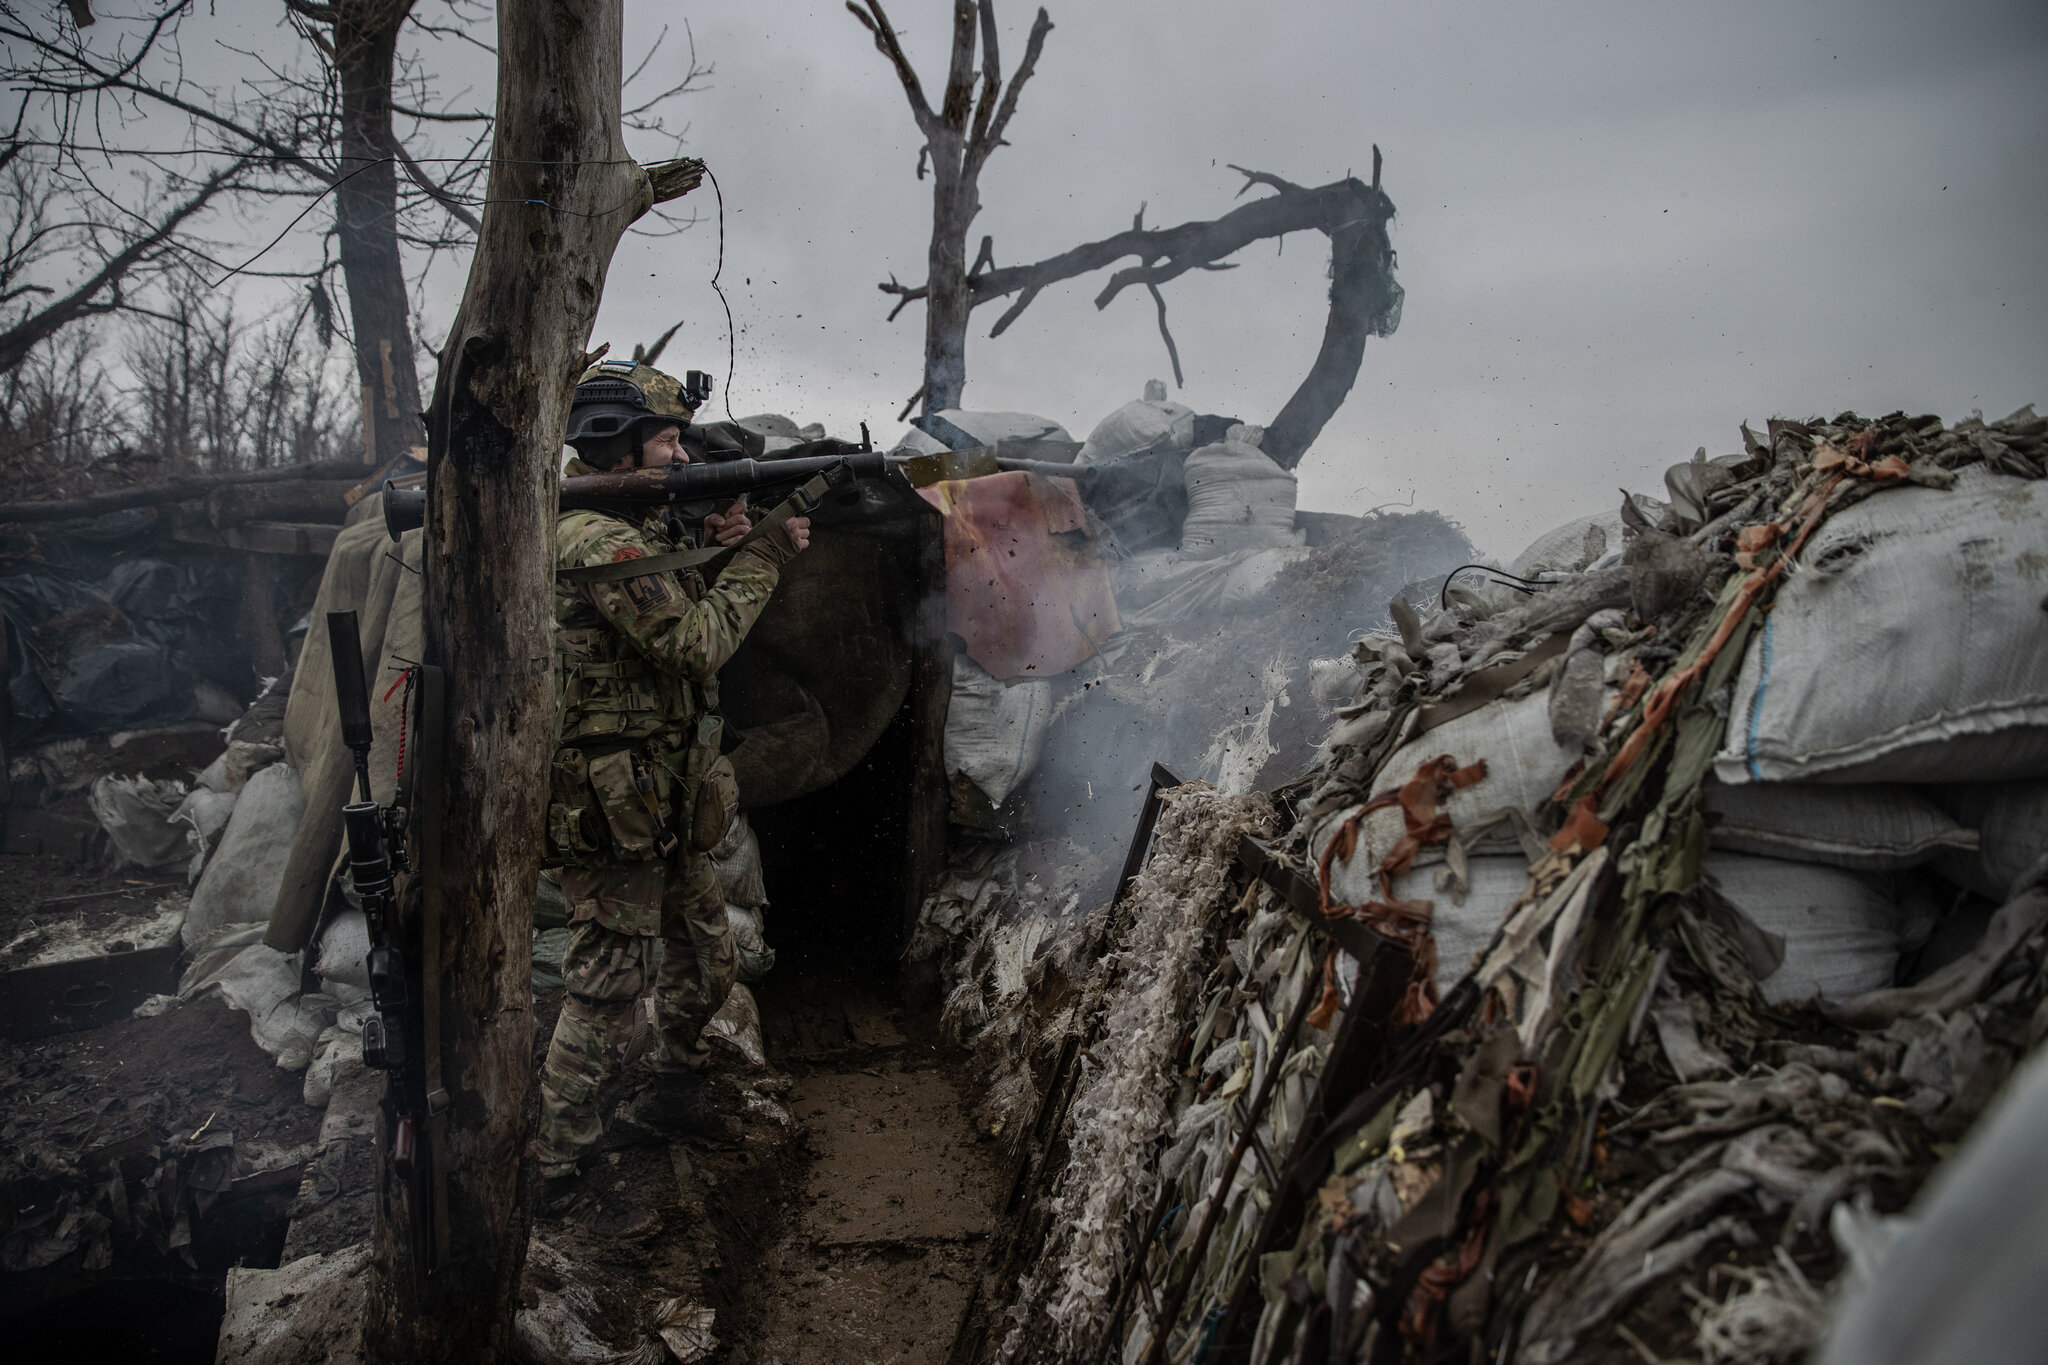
[536,360,809,1183]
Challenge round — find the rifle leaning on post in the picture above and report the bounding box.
[326,608,449,1278]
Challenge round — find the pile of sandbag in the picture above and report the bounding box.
[969,405,2048,1365]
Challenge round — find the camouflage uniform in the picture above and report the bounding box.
[536,456,798,1174]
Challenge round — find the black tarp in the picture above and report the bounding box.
[0,513,254,744]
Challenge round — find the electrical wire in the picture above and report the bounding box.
[702,163,736,422]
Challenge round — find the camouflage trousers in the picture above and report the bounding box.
[536,850,735,1173]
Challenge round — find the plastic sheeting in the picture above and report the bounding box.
[0,543,250,743]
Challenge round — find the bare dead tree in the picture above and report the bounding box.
[874,160,1402,469]
[357,3,705,1356]
[0,0,708,468]
[849,0,1053,415]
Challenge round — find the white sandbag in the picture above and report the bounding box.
[1076,384,1195,465]
[1110,544,1314,630]
[1930,780,2048,902]
[1508,510,1627,578]
[314,908,371,992]
[1704,780,1979,870]
[180,940,327,1070]
[173,785,239,881]
[1322,692,1585,907]
[1178,428,1305,559]
[184,762,307,950]
[1817,1041,2048,1365]
[1389,855,1533,993]
[888,425,950,457]
[302,1026,364,1108]
[196,740,286,795]
[922,408,1073,450]
[727,903,776,984]
[1715,467,2048,785]
[944,654,1051,807]
[89,774,189,868]
[1701,851,1899,1003]
[710,813,768,909]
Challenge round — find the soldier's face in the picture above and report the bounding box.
[638,425,688,467]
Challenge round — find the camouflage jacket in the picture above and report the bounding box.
[552,457,797,750]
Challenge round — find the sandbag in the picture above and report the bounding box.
[1817,1040,2048,1365]
[1702,851,1899,1003]
[711,813,768,909]
[180,940,326,1070]
[914,409,1075,454]
[1077,385,1196,466]
[1714,467,2048,785]
[1704,780,1979,870]
[173,785,240,880]
[1109,544,1314,631]
[1178,427,1304,559]
[314,908,371,992]
[1930,780,2048,902]
[1507,509,1627,578]
[1389,855,1533,993]
[1323,691,1584,906]
[186,762,307,951]
[943,655,1052,808]
[89,774,189,868]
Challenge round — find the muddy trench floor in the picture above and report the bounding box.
[533,955,1002,1365]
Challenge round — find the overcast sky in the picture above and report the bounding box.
[527,0,2040,557]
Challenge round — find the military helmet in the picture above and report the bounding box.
[566,360,698,469]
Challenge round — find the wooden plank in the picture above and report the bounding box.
[0,941,180,1040]
[171,518,340,557]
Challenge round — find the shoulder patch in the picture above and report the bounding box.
[612,545,645,563]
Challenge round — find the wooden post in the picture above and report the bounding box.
[239,551,286,681]
[357,2,700,1359]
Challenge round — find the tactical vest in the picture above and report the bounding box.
[552,509,718,747]
[548,509,732,869]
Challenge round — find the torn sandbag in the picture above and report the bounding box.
[1076,383,1196,466]
[1702,851,1901,1003]
[917,470,1120,680]
[1704,779,1980,870]
[1177,426,1305,558]
[1715,466,2048,785]
[185,762,307,951]
[944,655,1053,808]
[88,773,189,868]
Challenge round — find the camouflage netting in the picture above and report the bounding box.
[947,407,2048,1364]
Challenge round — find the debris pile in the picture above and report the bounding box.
[942,407,2048,1363]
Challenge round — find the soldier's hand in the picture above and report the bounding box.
[705,500,753,547]
[786,515,812,552]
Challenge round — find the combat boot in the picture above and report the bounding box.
[633,1068,740,1143]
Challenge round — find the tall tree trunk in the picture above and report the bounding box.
[333,0,427,467]
[358,2,699,1358]
[922,142,974,414]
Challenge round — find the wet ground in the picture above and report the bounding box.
[528,954,1000,1364]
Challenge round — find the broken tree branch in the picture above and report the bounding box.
[875,164,1401,467]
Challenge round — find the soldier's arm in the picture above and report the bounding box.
[570,520,804,682]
